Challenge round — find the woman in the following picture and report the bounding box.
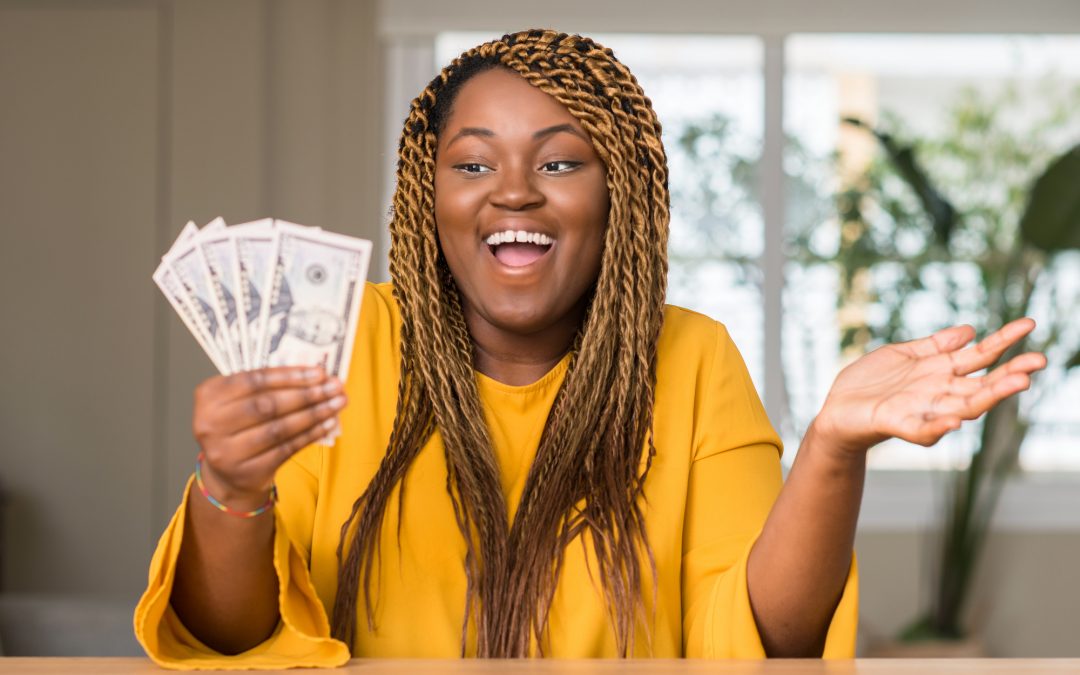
[135,29,1045,667]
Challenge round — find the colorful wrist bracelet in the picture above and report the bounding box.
[195,452,277,518]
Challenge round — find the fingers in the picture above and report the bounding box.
[916,363,1034,430]
[946,318,1037,376]
[859,320,1043,450]
[932,372,1032,420]
[198,366,328,406]
[193,366,348,494]
[888,345,1044,447]
[897,412,962,447]
[975,352,1047,393]
[200,392,348,492]
[908,324,976,358]
[205,377,344,435]
[240,416,343,480]
[901,378,1015,446]
[935,350,1046,414]
[226,393,347,462]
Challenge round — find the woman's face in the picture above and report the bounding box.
[434,67,609,343]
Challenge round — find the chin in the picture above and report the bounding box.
[481,297,558,336]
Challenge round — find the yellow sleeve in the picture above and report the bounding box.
[133,457,351,670]
[680,323,858,658]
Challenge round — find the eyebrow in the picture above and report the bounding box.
[445,123,587,148]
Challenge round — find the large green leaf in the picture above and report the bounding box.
[1020,144,1080,252]
[842,117,957,246]
[1067,348,1080,370]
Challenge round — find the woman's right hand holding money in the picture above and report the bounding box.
[192,366,347,509]
[173,366,346,654]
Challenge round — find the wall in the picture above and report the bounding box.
[0,0,382,654]
[857,530,1080,657]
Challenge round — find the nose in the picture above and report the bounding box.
[489,162,543,211]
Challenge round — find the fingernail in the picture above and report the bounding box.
[328,395,346,410]
[322,418,337,430]
[305,367,322,379]
[323,379,342,395]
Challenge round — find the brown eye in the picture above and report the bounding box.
[540,161,580,173]
[455,163,493,174]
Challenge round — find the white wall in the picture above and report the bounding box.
[0,0,382,654]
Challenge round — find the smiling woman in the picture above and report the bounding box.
[133,28,1045,669]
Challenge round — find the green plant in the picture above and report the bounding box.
[672,80,1080,643]
[837,81,1080,641]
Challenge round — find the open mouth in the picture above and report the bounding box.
[485,230,555,268]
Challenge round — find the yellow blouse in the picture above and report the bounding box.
[135,282,858,669]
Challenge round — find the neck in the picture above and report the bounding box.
[464,302,587,387]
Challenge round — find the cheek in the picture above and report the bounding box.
[434,177,488,245]
[580,182,610,282]
[433,172,453,228]
[583,179,610,258]
[433,173,472,263]
[562,200,608,289]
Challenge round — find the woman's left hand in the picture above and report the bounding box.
[813,318,1048,458]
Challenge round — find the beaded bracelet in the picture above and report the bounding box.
[195,452,277,518]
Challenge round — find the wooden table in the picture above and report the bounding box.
[2,660,1080,674]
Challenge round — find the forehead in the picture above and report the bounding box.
[442,67,587,138]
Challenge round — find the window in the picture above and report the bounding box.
[432,31,1080,472]
[600,36,766,388]
[785,35,1080,470]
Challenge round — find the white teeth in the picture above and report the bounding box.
[484,230,555,246]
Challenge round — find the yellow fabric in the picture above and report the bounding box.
[134,282,858,669]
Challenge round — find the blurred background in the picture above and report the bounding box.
[1,0,1079,658]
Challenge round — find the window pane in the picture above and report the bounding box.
[784,34,1080,470]
[437,33,766,388]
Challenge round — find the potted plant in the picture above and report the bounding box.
[831,82,1080,652]
[672,80,1080,654]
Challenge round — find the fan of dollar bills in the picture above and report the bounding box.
[153,218,372,382]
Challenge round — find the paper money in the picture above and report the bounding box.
[198,229,247,370]
[258,221,371,382]
[165,236,237,373]
[152,265,231,374]
[153,218,371,384]
[231,219,276,370]
[170,220,199,255]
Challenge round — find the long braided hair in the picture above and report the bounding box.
[331,29,670,657]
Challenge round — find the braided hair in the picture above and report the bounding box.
[331,29,670,657]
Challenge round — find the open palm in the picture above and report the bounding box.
[815,318,1048,455]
